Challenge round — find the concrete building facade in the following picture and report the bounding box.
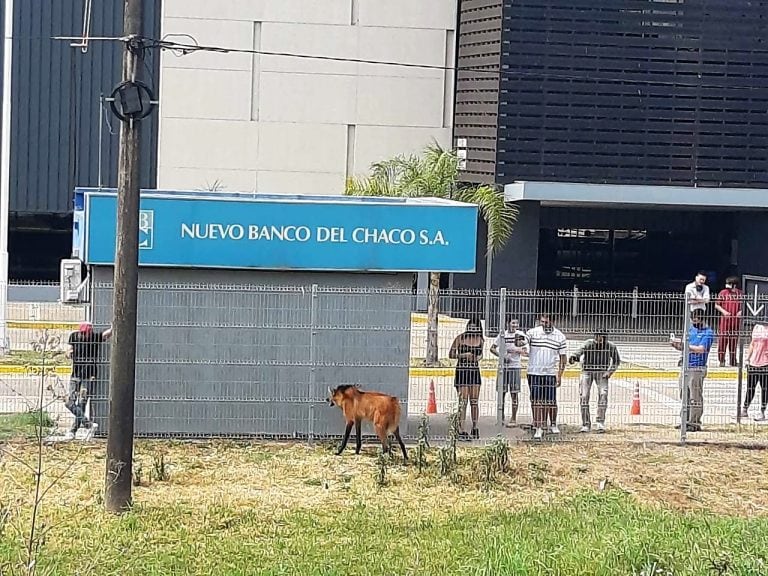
[157,0,458,194]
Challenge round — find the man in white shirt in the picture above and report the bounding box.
[526,314,568,440]
[685,271,710,312]
[491,316,527,427]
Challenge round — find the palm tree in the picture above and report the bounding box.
[345,142,518,365]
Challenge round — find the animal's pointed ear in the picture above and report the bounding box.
[327,386,333,396]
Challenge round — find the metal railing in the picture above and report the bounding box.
[1,283,766,446]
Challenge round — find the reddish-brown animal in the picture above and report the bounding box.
[327,385,408,459]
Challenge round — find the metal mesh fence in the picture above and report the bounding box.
[2,282,767,446]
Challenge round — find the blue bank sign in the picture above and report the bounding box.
[80,189,478,273]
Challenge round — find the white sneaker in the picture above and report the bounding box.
[533,428,543,440]
[579,425,590,433]
[595,423,606,433]
[83,423,98,441]
[550,425,560,435]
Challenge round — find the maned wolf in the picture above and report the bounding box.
[327,385,408,459]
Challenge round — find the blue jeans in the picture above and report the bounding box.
[65,377,91,433]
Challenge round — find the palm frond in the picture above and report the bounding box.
[456,185,518,255]
[347,145,517,257]
[345,175,400,197]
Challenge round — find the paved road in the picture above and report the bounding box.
[406,371,748,429]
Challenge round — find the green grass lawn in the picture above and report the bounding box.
[0,350,69,366]
[2,492,766,576]
[1,439,767,575]
[0,411,53,441]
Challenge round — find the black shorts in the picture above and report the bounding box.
[454,364,482,388]
[528,374,557,404]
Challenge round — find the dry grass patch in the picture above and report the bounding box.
[2,438,767,518]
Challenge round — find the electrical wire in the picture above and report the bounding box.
[142,36,768,93]
[52,33,768,93]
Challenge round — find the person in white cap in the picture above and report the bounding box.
[65,322,112,440]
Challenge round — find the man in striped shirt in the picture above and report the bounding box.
[526,314,568,440]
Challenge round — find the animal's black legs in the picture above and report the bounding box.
[377,429,391,455]
[355,420,362,454]
[336,421,354,455]
[394,427,408,460]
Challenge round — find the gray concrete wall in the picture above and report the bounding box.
[452,200,540,292]
[89,267,412,438]
[8,284,60,302]
[158,0,456,193]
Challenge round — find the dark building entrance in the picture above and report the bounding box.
[537,207,735,292]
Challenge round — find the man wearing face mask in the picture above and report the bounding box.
[714,275,743,367]
[670,309,714,432]
[684,271,711,313]
[679,271,711,367]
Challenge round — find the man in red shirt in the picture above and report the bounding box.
[714,276,743,367]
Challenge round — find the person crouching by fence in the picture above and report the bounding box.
[569,330,621,433]
[449,316,484,441]
[670,309,714,432]
[490,316,528,428]
[742,320,768,421]
[526,314,567,440]
[65,322,112,440]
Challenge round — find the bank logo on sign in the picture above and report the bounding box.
[139,210,154,250]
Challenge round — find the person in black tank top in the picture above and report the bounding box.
[449,317,484,440]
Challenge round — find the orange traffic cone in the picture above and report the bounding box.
[426,380,437,414]
[630,381,641,416]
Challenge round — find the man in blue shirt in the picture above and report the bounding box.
[670,309,714,432]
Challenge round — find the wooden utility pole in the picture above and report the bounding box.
[104,0,143,513]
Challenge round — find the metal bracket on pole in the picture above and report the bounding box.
[308,284,318,441]
[496,288,506,427]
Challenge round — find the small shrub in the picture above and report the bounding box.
[375,450,388,488]
[437,446,459,484]
[438,446,451,477]
[477,436,510,489]
[488,436,510,473]
[415,413,430,473]
[132,462,144,487]
[150,453,170,482]
[447,410,460,465]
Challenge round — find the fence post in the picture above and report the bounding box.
[496,288,506,427]
[680,295,692,445]
[571,285,579,317]
[631,286,639,319]
[736,328,745,426]
[308,284,318,442]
